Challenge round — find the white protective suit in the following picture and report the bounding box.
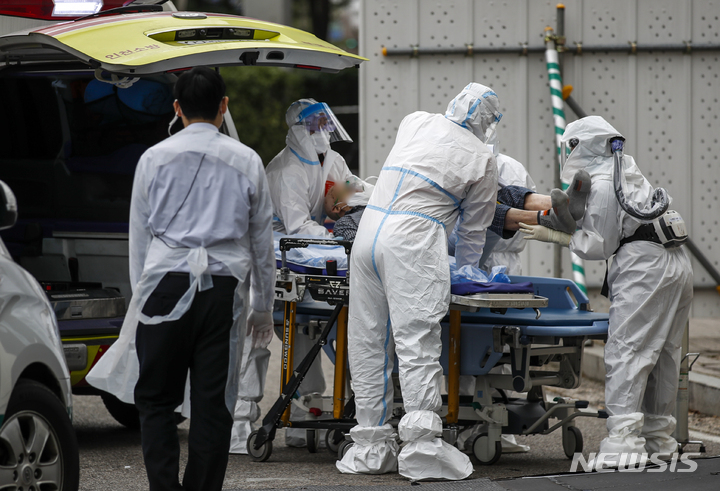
[561,116,693,462]
[266,99,354,237]
[229,338,270,453]
[482,153,537,275]
[231,100,355,449]
[337,83,500,480]
[86,123,276,418]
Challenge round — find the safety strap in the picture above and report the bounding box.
[600,223,661,298]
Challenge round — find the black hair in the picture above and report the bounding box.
[173,66,226,121]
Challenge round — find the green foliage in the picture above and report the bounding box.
[221,66,358,166]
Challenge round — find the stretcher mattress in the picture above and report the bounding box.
[278,275,609,375]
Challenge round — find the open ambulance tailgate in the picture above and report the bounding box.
[0,11,366,75]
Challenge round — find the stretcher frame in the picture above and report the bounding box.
[248,238,609,465]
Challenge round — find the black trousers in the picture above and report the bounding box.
[135,273,239,491]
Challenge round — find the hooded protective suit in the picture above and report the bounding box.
[561,116,693,462]
[337,83,499,480]
[232,100,354,449]
[482,153,536,275]
[265,99,354,237]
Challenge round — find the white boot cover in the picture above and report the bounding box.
[336,424,399,474]
[642,414,678,457]
[596,412,647,469]
[500,434,529,453]
[397,411,472,481]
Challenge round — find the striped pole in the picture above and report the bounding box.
[544,28,588,295]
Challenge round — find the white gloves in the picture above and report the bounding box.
[519,222,572,247]
[246,309,274,349]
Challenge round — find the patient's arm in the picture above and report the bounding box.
[495,186,552,232]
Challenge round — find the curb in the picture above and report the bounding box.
[582,344,720,417]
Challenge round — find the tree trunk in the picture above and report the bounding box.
[308,0,331,41]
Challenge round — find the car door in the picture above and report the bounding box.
[0,10,366,75]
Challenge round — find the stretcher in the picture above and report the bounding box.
[248,238,610,465]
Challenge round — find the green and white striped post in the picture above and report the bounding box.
[544,27,587,295]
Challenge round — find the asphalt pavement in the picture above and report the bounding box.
[73,336,720,491]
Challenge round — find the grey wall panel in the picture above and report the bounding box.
[579,0,635,44]
[637,0,687,44]
[690,0,720,293]
[360,0,420,174]
[472,0,528,49]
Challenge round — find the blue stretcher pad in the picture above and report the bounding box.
[279,275,609,377]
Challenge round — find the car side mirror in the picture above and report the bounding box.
[0,180,18,230]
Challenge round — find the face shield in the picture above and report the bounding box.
[295,102,352,144]
[484,126,500,157]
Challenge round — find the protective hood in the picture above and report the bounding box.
[285,98,322,165]
[444,83,502,141]
[561,115,644,185]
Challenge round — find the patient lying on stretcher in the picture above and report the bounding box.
[327,173,590,258]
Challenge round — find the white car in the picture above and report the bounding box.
[0,181,79,490]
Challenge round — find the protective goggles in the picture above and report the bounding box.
[296,102,352,143]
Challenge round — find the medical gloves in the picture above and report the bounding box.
[518,222,572,247]
[247,309,274,349]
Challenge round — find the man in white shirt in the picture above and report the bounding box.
[130,67,275,491]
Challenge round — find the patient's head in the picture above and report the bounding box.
[324,184,354,221]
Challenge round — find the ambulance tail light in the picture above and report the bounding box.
[0,1,131,21]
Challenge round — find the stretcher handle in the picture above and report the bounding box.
[279,237,352,254]
[253,301,345,448]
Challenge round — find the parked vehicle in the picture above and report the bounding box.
[0,181,80,491]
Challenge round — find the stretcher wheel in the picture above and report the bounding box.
[326,428,344,454]
[337,440,354,460]
[471,433,502,465]
[562,426,583,459]
[307,429,320,453]
[247,430,273,462]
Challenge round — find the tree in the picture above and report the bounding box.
[307,0,331,40]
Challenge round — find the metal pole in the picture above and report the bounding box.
[332,306,348,420]
[672,321,704,452]
[381,43,720,57]
[564,94,588,118]
[685,238,720,294]
[545,28,588,293]
[555,5,566,280]
[447,309,461,425]
[556,4,566,76]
